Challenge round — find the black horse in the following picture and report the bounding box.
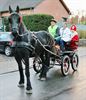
[8,6,55,93]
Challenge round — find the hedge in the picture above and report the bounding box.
[77,30,86,39]
[23,14,54,31]
[4,17,9,31]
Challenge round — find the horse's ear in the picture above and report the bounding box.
[16,6,19,13]
[9,6,13,13]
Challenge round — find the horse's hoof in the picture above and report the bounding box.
[17,83,24,87]
[26,89,32,94]
[40,77,46,81]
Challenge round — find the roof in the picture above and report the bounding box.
[59,0,71,15]
[0,0,71,14]
[0,0,44,13]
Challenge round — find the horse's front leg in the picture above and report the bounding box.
[24,53,32,93]
[15,57,24,87]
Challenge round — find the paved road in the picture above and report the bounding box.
[0,47,86,100]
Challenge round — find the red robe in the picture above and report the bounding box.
[70,34,79,50]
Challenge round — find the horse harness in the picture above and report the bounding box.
[11,31,35,52]
[11,31,60,59]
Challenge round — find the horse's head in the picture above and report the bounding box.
[8,6,22,37]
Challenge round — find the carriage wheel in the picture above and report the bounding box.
[61,55,70,76]
[33,56,42,73]
[71,53,79,71]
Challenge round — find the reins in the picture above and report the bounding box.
[32,32,61,59]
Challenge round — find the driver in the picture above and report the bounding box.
[48,19,60,38]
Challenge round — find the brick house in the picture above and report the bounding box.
[0,0,71,20]
[34,0,71,20]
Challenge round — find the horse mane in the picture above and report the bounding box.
[19,22,28,34]
[19,21,32,44]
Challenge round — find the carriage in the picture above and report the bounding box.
[33,38,79,76]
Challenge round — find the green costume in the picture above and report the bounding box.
[48,25,58,38]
